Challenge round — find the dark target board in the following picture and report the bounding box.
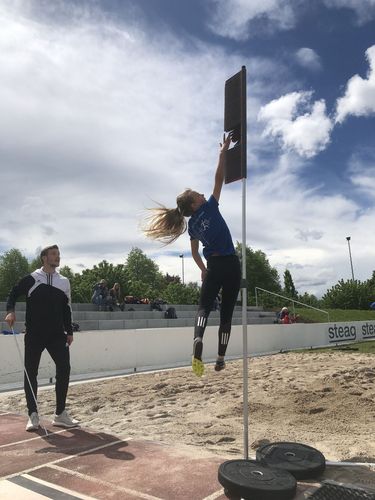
[224,66,247,184]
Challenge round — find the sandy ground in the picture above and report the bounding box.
[1,350,375,467]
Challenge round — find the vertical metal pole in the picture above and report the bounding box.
[224,66,248,458]
[240,65,248,460]
[242,177,248,459]
[179,254,185,284]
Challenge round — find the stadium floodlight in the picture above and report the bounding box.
[346,236,355,281]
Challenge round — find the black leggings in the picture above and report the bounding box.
[24,334,71,416]
[194,254,241,358]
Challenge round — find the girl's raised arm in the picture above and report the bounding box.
[212,133,232,202]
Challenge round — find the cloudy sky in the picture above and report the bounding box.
[1,0,374,297]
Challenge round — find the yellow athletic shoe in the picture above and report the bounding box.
[192,356,205,377]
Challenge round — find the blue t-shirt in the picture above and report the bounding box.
[188,195,235,259]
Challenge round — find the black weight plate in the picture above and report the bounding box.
[218,459,297,500]
[256,442,326,479]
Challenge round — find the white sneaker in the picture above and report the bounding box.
[52,410,80,428]
[26,412,40,431]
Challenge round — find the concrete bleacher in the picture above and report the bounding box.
[0,302,276,332]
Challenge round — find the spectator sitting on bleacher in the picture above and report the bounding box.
[108,283,125,312]
[278,306,298,324]
[150,298,166,311]
[281,311,291,324]
[278,306,288,322]
[91,279,109,311]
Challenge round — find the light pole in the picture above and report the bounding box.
[179,254,184,284]
[346,236,355,281]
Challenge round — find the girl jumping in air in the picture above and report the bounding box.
[144,133,241,377]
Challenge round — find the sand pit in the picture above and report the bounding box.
[1,350,375,465]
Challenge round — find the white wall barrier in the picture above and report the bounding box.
[1,320,375,389]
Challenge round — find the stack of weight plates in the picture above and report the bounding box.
[256,442,326,479]
[218,459,297,500]
[218,442,326,500]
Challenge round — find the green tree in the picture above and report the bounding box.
[59,265,81,301]
[125,248,165,299]
[368,270,375,287]
[322,279,373,309]
[73,261,128,303]
[298,292,320,308]
[236,243,282,305]
[0,249,30,300]
[283,269,298,299]
[126,279,155,300]
[164,273,181,284]
[29,255,41,272]
[58,260,130,303]
[163,282,200,305]
[89,261,127,289]
[59,265,75,282]
[367,271,375,304]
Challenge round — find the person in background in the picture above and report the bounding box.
[4,245,79,431]
[281,310,291,324]
[108,283,124,311]
[278,306,299,324]
[278,306,289,323]
[91,279,109,311]
[143,133,241,377]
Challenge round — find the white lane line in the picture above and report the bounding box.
[2,438,126,480]
[23,473,96,499]
[48,464,164,500]
[0,479,48,499]
[202,489,225,500]
[0,429,67,448]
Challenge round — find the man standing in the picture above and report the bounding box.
[5,245,79,431]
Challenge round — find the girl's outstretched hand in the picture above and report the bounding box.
[220,132,232,154]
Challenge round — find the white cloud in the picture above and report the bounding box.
[258,91,333,158]
[0,1,374,300]
[0,0,259,273]
[322,0,375,24]
[295,48,322,72]
[350,174,375,196]
[208,0,375,41]
[348,150,375,200]
[236,153,374,297]
[335,45,375,123]
[208,0,297,40]
[295,229,324,242]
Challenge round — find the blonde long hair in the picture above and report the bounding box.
[143,189,196,244]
